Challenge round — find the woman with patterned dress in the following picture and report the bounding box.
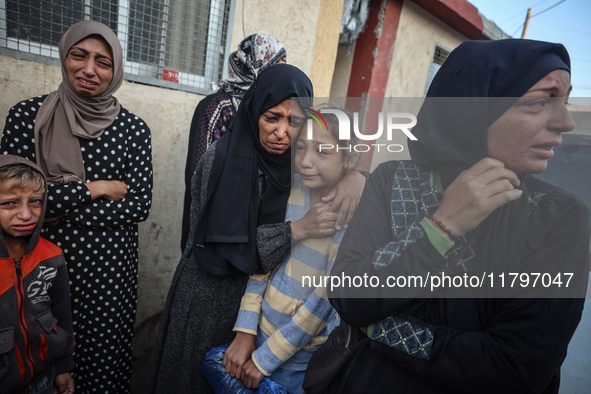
[1,20,152,393]
[181,33,286,250]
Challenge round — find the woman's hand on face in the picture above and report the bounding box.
[433,158,523,238]
[223,332,256,379]
[321,170,366,229]
[291,202,337,241]
[241,359,265,389]
[86,180,128,201]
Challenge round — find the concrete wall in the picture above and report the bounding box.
[371,0,468,169]
[328,1,468,171]
[329,42,355,98]
[232,0,344,97]
[385,1,467,97]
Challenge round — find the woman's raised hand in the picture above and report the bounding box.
[291,202,338,241]
[431,158,523,239]
[86,180,128,201]
[321,170,366,230]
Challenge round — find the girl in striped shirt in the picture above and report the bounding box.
[223,108,361,393]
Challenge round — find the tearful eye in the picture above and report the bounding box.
[519,98,550,112]
[527,99,547,108]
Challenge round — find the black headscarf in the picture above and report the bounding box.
[193,64,313,275]
[408,39,570,289]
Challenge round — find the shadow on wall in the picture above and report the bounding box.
[131,312,162,394]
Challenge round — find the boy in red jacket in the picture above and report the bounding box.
[0,155,74,394]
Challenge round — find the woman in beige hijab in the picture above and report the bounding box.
[1,20,153,393]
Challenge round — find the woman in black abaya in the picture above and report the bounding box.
[149,64,364,393]
[324,39,589,393]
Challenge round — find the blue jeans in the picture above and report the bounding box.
[29,365,55,394]
[270,367,305,394]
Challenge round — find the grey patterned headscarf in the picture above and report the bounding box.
[218,33,286,108]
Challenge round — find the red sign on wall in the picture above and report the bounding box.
[163,69,180,83]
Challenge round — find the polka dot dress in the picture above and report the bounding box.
[1,96,153,393]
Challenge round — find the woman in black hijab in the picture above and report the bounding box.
[324,40,589,393]
[149,64,358,393]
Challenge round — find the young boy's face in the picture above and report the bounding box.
[0,181,43,239]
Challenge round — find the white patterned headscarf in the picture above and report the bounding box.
[218,33,286,108]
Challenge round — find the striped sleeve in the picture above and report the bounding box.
[234,273,270,335]
[252,297,336,375]
[251,241,340,375]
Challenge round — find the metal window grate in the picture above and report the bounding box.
[433,46,449,66]
[0,0,232,93]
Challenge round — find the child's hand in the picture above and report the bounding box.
[291,202,337,241]
[53,372,75,394]
[241,359,264,389]
[223,332,255,379]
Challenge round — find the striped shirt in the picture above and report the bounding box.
[234,175,343,375]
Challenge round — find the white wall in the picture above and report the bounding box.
[372,0,468,169]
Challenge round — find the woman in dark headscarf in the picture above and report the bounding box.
[1,20,153,393]
[181,33,286,250]
[323,39,589,393]
[149,64,350,393]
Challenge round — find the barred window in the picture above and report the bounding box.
[0,0,233,93]
[432,46,449,66]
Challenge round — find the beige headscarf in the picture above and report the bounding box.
[34,20,123,184]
